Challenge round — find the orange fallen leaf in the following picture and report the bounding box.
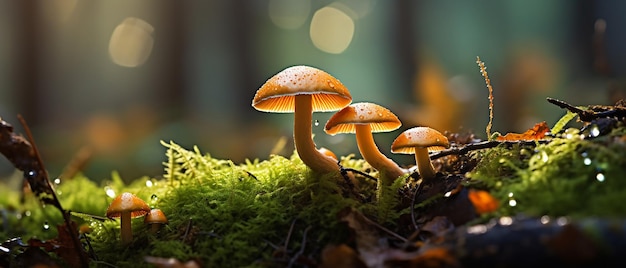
[468,189,499,214]
[496,121,550,141]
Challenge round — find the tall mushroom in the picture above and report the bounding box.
[106,192,151,245]
[390,127,449,181]
[324,102,406,185]
[252,65,352,174]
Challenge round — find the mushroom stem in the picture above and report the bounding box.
[414,146,436,181]
[120,211,133,245]
[294,94,338,174]
[355,124,405,184]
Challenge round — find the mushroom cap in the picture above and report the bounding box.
[106,192,151,219]
[252,65,352,113]
[324,102,401,135]
[390,127,450,154]
[144,208,168,224]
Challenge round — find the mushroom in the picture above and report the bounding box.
[324,102,406,184]
[390,127,449,181]
[318,147,338,161]
[144,208,168,233]
[106,192,151,244]
[252,65,352,174]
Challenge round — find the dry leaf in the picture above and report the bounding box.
[496,121,550,141]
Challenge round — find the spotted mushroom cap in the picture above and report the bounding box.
[324,102,401,135]
[252,65,352,113]
[105,192,150,219]
[391,127,450,154]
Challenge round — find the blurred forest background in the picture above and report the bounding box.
[1,0,625,183]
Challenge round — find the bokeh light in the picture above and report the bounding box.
[309,5,355,54]
[108,17,154,67]
[268,0,311,30]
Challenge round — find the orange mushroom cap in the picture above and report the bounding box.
[106,192,150,219]
[391,127,449,154]
[324,102,401,135]
[252,65,352,113]
[144,208,168,224]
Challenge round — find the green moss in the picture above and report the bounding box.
[468,127,626,218]
[1,141,408,267]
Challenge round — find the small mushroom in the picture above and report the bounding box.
[144,208,168,233]
[390,127,449,181]
[325,102,406,184]
[252,65,352,174]
[106,192,151,245]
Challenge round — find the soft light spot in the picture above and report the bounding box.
[310,6,355,54]
[109,17,154,67]
[556,217,568,226]
[43,222,50,230]
[583,158,592,165]
[146,180,154,187]
[268,0,311,30]
[105,186,116,198]
[54,178,61,185]
[508,199,517,207]
[498,216,513,226]
[596,172,605,182]
[540,215,550,224]
[589,125,600,137]
[466,224,487,234]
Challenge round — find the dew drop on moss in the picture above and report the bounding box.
[43,221,50,231]
[104,186,116,198]
[596,172,605,182]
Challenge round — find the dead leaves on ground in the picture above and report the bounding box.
[496,121,550,142]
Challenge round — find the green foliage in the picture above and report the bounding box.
[1,141,407,267]
[469,129,626,218]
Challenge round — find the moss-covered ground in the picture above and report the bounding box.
[2,105,626,267]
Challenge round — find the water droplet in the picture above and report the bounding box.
[151,194,158,201]
[508,199,517,207]
[145,180,153,187]
[378,113,383,117]
[314,120,319,126]
[589,125,600,137]
[105,186,116,198]
[596,172,605,182]
[54,178,61,185]
[24,211,31,217]
[444,191,452,197]
[538,151,549,163]
[25,170,37,179]
[583,158,592,165]
[43,221,50,230]
[358,115,364,120]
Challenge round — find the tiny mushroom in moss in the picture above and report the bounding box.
[325,102,406,184]
[106,192,151,245]
[391,126,449,181]
[252,65,352,175]
[144,208,168,233]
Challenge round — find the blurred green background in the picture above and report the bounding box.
[1,0,625,183]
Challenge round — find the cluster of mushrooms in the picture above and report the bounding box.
[252,65,450,189]
[105,65,449,245]
[105,192,168,245]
